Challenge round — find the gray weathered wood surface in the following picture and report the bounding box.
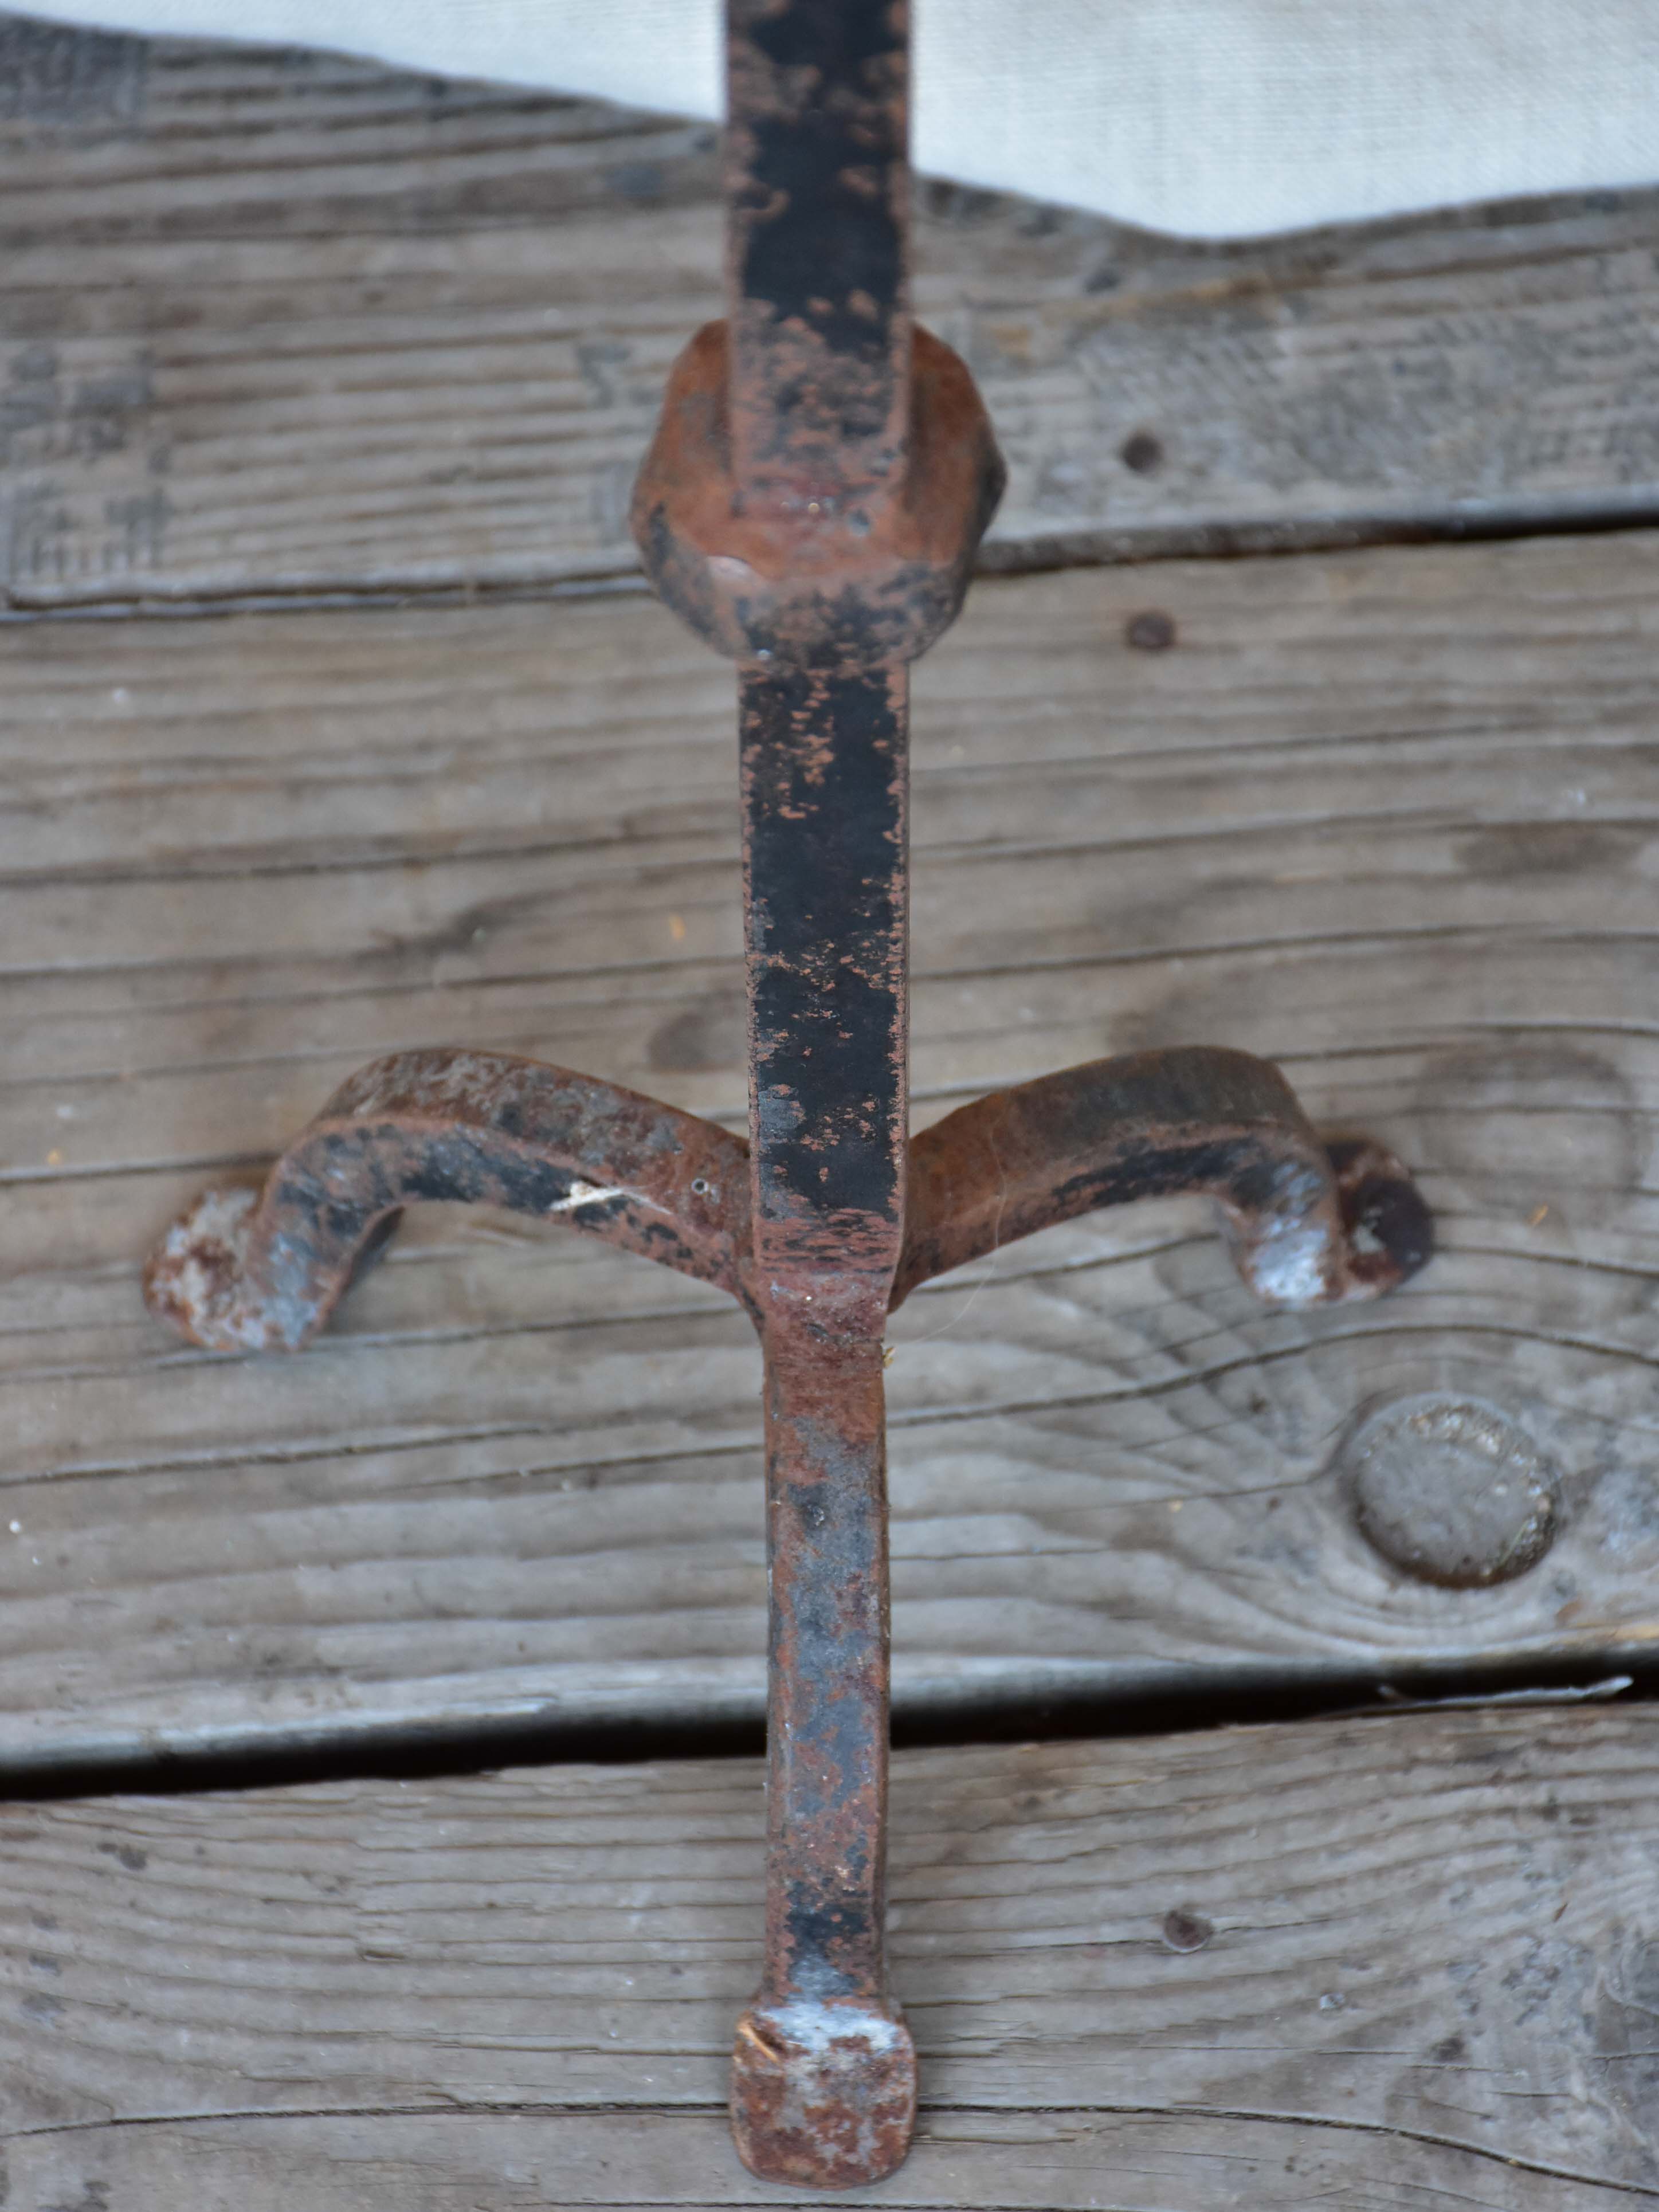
[3,1703,1656,2205]
[6,19,1659,607]
[1,531,1655,1767]
[6,16,1659,2210]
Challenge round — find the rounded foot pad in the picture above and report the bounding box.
[143,1187,284,1352]
[730,1998,917,2190]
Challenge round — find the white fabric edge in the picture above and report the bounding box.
[8,0,1659,238]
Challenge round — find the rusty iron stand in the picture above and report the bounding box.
[145,0,1432,2190]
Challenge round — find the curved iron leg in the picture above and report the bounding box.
[144,1048,751,1352]
[896,1046,1433,1311]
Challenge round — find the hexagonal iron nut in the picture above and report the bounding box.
[630,319,1006,670]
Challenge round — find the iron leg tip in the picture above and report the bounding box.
[730,1997,917,2190]
[143,1187,291,1354]
[1325,1137,1434,1299]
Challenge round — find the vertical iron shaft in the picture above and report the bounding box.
[724,0,919,2187]
[726,0,911,507]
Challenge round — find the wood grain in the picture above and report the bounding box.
[6,21,1659,606]
[3,1705,1657,2205]
[0,530,1655,1766]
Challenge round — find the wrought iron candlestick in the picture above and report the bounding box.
[145,0,1431,2189]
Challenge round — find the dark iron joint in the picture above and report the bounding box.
[631,318,1006,671]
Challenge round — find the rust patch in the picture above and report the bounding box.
[632,317,1005,670]
[731,1996,916,2189]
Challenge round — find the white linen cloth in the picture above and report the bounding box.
[11,0,1659,237]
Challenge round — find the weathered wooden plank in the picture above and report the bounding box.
[0,531,1654,1765]
[5,2115,1637,2212]
[2,1706,1656,2205]
[6,19,1659,606]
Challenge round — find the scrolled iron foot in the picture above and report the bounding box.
[894,1045,1431,1315]
[143,1047,750,1353]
